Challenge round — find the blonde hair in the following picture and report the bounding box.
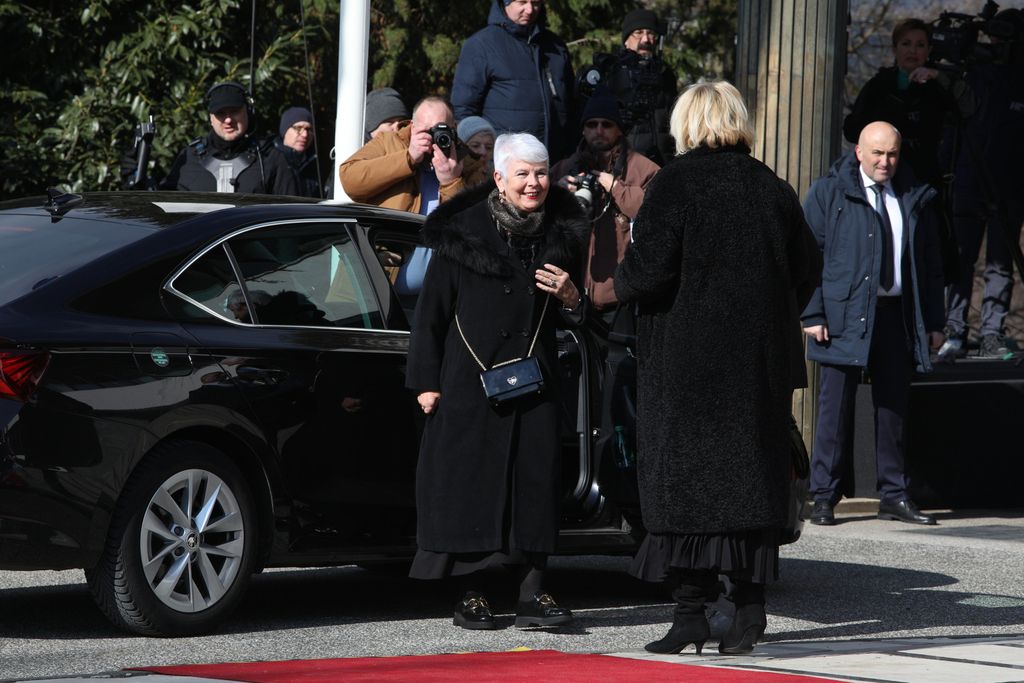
[669,81,754,155]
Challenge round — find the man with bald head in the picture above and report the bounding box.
[801,121,945,526]
[340,95,485,213]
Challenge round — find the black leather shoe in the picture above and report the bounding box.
[809,500,835,526]
[878,498,936,525]
[453,591,496,630]
[514,591,573,627]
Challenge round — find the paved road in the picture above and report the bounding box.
[2,506,1023,682]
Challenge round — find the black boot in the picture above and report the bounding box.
[718,580,766,655]
[645,570,714,655]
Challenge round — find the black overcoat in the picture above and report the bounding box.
[614,145,816,535]
[406,183,588,554]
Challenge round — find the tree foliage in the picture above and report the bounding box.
[0,0,735,200]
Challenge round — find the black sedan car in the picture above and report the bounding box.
[0,191,807,636]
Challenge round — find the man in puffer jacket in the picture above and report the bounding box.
[452,0,577,160]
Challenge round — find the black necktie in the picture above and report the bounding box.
[871,183,895,291]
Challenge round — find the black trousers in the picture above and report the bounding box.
[810,301,912,505]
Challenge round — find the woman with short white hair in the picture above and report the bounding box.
[406,132,588,631]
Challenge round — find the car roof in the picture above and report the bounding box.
[0,191,426,230]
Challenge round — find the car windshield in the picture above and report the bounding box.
[0,214,158,306]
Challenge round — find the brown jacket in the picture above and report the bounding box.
[339,122,486,213]
[552,145,661,309]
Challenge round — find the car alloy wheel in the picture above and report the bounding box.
[86,440,258,636]
[141,468,245,613]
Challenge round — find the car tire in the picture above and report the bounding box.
[85,440,257,636]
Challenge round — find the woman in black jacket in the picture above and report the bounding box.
[615,81,816,656]
[406,132,588,631]
[843,18,962,187]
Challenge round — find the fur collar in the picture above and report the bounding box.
[422,181,588,278]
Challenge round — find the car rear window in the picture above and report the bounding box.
[0,214,157,306]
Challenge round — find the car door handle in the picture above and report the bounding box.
[236,366,286,386]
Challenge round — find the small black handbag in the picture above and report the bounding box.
[456,296,549,406]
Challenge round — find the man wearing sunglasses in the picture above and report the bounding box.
[551,88,660,318]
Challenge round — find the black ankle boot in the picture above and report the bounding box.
[718,581,766,655]
[645,572,713,655]
[645,613,710,654]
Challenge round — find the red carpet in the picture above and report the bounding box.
[140,649,841,682]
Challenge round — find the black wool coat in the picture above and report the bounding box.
[406,182,588,554]
[614,145,817,535]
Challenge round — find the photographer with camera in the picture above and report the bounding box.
[340,96,486,215]
[551,88,660,316]
[576,8,678,166]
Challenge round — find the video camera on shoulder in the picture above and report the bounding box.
[931,0,1020,67]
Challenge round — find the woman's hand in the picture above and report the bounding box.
[908,67,938,84]
[418,391,441,414]
[535,263,580,309]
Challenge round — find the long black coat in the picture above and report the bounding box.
[406,183,588,554]
[614,145,816,535]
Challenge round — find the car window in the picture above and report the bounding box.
[365,226,425,328]
[171,244,250,323]
[0,214,158,307]
[227,223,384,329]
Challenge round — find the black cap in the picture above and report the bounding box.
[621,9,660,43]
[206,82,248,114]
[582,87,623,129]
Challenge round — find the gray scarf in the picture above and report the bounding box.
[486,188,545,237]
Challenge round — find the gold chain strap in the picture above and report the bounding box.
[456,294,550,371]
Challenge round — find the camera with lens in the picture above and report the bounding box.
[930,1,1018,67]
[571,172,600,213]
[429,123,456,153]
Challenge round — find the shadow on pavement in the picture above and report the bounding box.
[769,557,1024,642]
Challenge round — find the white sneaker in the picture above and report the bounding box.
[936,336,963,362]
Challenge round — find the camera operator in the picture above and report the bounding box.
[941,8,1024,358]
[576,8,678,166]
[128,82,298,195]
[552,88,660,317]
[339,96,486,215]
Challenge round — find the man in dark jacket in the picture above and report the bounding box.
[451,0,576,160]
[159,82,298,195]
[802,121,945,527]
[273,106,322,198]
[576,8,678,165]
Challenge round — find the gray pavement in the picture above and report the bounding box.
[1,505,1022,682]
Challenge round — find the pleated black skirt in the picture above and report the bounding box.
[630,528,781,584]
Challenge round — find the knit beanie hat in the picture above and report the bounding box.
[457,116,496,143]
[279,106,312,138]
[621,8,660,43]
[364,88,410,139]
[581,87,623,129]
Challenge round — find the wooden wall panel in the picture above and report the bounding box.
[735,0,850,445]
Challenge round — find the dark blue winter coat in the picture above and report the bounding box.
[451,0,576,159]
[800,153,945,372]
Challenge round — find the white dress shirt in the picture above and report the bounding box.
[860,167,904,296]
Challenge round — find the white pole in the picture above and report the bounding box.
[330,0,369,202]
